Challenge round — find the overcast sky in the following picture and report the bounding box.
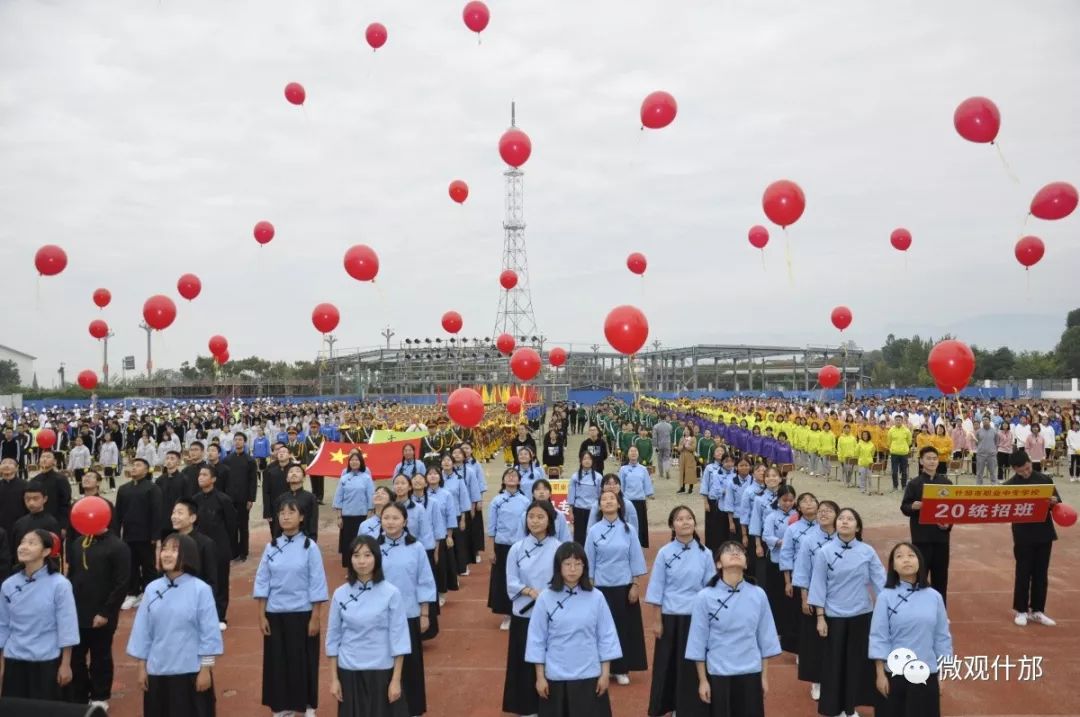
[2,0,1079,386]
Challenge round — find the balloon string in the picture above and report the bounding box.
[783,228,794,286]
[993,141,1020,184]
[760,249,766,272]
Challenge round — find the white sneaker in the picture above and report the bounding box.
[463,567,471,577]
[1014,611,1028,626]
[811,683,821,700]
[614,674,630,685]
[121,595,137,611]
[500,617,511,630]
[306,709,317,717]
[219,622,228,631]
[89,701,109,712]
[438,595,447,607]
[1030,611,1057,626]
[475,555,483,564]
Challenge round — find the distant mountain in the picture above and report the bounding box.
[880,313,1065,352]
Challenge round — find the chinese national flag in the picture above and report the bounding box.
[307,438,422,480]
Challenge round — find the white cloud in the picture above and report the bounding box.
[1,0,1078,385]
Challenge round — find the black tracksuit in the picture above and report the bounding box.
[1004,471,1060,614]
[155,470,188,540]
[115,477,163,596]
[262,462,294,538]
[900,470,954,606]
[223,450,259,559]
[194,487,236,622]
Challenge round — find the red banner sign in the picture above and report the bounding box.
[918,484,1054,525]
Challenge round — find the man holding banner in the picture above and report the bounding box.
[1004,451,1061,627]
[900,446,953,605]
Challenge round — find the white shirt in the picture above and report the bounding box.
[1012,423,1031,447]
[1067,429,1080,454]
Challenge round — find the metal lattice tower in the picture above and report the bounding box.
[492,102,539,340]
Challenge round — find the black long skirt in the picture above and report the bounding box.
[0,657,61,701]
[503,615,540,715]
[467,509,486,562]
[452,525,470,575]
[487,542,513,615]
[881,672,941,717]
[435,537,459,592]
[597,585,648,673]
[262,611,319,712]
[797,590,825,682]
[764,560,798,653]
[648,614,707,717]
[631,499,649,547]
[705,672,764,717]
[572,507,590,545]
[337,667,409,717]
[703,500,720,549]
[751,537,768,586]
[818,613,881,717]
[339,515,364,567]
[420,549,440,641]
[539,677,612,717]
[402,617,427,716]
[146,673,216,717]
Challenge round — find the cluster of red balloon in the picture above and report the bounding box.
[209,335,230,365]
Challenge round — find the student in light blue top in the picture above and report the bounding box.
[869,542,952,717]
[526,478,572,542]
[502,500,560,717]
[334,451,375,567]
[253,495,329,717]
[441,454,472,578]
[700,449,734,550]
[461,442,488,567]
[685,540,781,717]
[358,486,395,539]
[425,466,460,598]
[392,474,435,551]
[513,446,545,498]
[738,464,767,579]
[488,467,532,629]
[618,446,655,547]
[327,535,411,717]
[778,492,819,656]
[0,530,79,701]
[645,506,715,717]
[392,443,425,479]
[809,507,887,717]
[585,489,649,685]
[378,501,436,717]
[792,499,837,700]
[525,541,622,717]
[749,466,785,585]
[762,485,799,655]
[587,473,640,534]
[721,456,752,541]
[568,452,603,544]
[126,532,222,717]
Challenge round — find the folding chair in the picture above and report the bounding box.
[948,459,964,485]
[870,461,887,495]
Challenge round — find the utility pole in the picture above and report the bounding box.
[139,322,153,379]
[325,334,339,395]
[102,330,115,386]
[591,343,600,385]
[381,325,395,350]
[57,363,65,389]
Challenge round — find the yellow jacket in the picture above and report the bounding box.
[856,440,876,467]
[817,431,837,457]
[930,434,953,459]
[837,434,858,461]
[888,426,913,455]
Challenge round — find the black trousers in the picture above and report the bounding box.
[997,452,1011,482]
[1071,454,1080,477]
[913,540,950,607]
[127,541,157,596]
[310,475,325,502]
[1013,541,1052,613]
[233,502,250,559]
[69,624,117,702]
[214,549,231,622]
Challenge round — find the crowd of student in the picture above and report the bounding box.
[0,396,1072,717]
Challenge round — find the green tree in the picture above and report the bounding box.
[1056,326,1080,377]
[1067,307,1080,329]
[0,360,19,391]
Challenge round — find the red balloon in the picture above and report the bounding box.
[890,228,912,252]
[748,225,769,249]
[626,252,647,275]
[496,333,516,355]
[449,180,469,204]
[507,396,523,415]
[499,128,531,168]
[818,365,841,389]
[604,305,649,355]
[208,335,228,356]
[215,351,230,365]
[830,306,853,332]
[1052,503,1077,528]
[548,347,567,367]
[510,348,542,381]
[365,22,387,50]
[143,294,177,330]
[343,244,380,282]
[640,91,677,129]
[47,531,62,557]
[254,220,275,245]
[953,96,1000,144]
[1030,182,1078,221]
[77,370,98,390]
[36,428,57,450]
[762,180,806,228]
[462,1,490,33]
[34,245,67,276]
[499,269,518,290]
[442,311,463,334]
[70,496,112,536]
[1014,235,1045,269]
[92,288,111,308]
[88,320,109,340]
[177,273,202,301]
[448,387,485,428]
[284,82,306,106]
[312,303,340,334]
[927,339,975,395]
